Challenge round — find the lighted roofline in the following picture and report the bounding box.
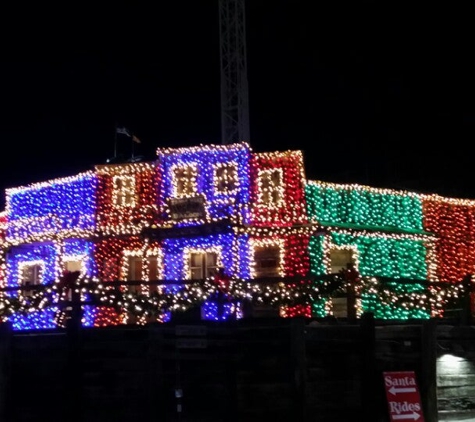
[5,171,96,197]
[95,161,155,174]
[156,141,251,157]
[307,179,475,206]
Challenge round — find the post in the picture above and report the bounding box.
[420,319,438,422]
[290,317,307,421]
[461,274,473,325]
[113,121,118,159]
[0,321,12,421]
[360,312,379,421]
[147,324,165,420]
[225,320,238,422]
[347,283,357,322]
[66,287,83,422]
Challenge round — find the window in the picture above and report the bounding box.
[173,165,197,197]
[113,175,136,207]
[147,256,159,281]
[126,255,143,293]
[189,252,218,280]
[254,246,281,278]
[147,255,159,293]
[330,249,354,274]
[258,169,283,207]
[63,260,83,302]
[328,248,358,319]
[20,263,42,297]
[215,163,238,193]
[64,260,82,273]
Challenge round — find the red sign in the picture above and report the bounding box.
[383,371,424,421]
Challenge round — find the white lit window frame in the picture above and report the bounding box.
[18,260,45,296]
[184,247,222,280]
[257,168,285,208]
[122,249,164,294]
[112,175,136,207]
[171,163,199,198]
[213,162,239,195]
[250,238,285,278]
[62,254,87,276]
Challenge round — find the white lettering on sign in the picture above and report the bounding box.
[389,401,421,414]
[385,375,417,388]
[383,371,424,422]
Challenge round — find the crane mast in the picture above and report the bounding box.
[219,0,250,145]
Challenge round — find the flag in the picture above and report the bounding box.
[132,135,141,144]
[116,126,131,137]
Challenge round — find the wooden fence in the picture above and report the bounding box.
[2,315,475,421]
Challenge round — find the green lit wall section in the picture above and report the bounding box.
[330,232,427,279]
[306,181,431,319]
[305,182,424,232]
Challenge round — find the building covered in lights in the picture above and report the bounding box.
[1,141,475,329]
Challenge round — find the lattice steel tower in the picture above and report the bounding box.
[219,0,250,145]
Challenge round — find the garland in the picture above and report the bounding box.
[0,272,470,325]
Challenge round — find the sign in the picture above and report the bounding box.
[176,338,208,349]
[175,325,207,349]
[383,371,424,421]
[175,325,207,337]
[168,196,206,221]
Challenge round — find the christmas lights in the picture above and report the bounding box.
[1,142,475,328]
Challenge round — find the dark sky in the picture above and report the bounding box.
[0,1,473,209]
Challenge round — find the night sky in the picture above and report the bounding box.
[0,1,473,210]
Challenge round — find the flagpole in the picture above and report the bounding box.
[114,121,118,159]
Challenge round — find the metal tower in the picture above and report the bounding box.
[219,0,250,145]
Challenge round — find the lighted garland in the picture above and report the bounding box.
[0,273,470,326]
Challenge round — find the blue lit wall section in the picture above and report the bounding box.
[162,233,236,280]
[201,299,243,321]
[162,233,249,322]
[63,239,97,278]
[5,172,97,242]
[6,243,57,330]
[9,308,59,331]
[62,239,97,327]
[157,143,251,226]
[200,234,249,321]
[82,305,97,328]
[7,243,57,289]
[236,234,251,279]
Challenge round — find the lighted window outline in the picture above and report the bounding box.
[322,238,359,275]
[121,250,144,294]
[122,249,164,294]
[257,168,284,208]
[250,238,285,278]
[213,162,239,195]
[144,248,164,282]
[171,163,199,198]
[183,247,222,280]
[112,175,136,207]
[62,254,87,276]
[325,244,362,318]
[121,250,144,281]
[329,247,357,274]
[18,260,45,296]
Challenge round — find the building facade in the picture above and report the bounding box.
[0,142,473,329]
